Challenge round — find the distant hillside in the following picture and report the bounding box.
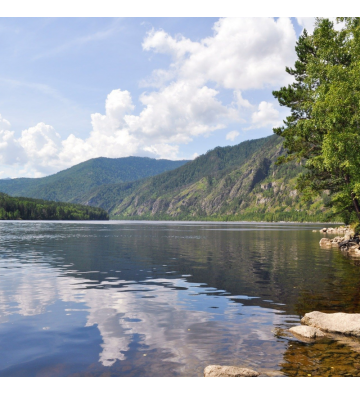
[0,157,188,203]
[0,192,108,221]
[73,135,336,222]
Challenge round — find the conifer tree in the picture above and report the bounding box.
[273,18,360,223]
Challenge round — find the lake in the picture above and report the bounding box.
[0,220,359,377]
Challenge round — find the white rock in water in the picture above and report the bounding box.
[204,365,259,377]
[348,248,360,256]
[301,311,360,337]
[289,325,325,339]
[319,238,332,247]
[344,232,355,240]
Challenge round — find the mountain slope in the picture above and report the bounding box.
[78,134,336,222]
[0,157,188,203]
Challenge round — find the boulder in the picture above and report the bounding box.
[289,325,325,339]
[204,365,259,377]
[319,238,332,247]
[344,231,355,241]
[301,311,360,337]
[348,247,360,256]
[321,228,327,233]
[332,236,344,243]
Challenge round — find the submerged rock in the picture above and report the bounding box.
[301,311,360,337]
[204,365,259,377]
[289,325,325,339]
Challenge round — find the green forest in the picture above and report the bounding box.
[0,192,109,220]
[0,156,188,203]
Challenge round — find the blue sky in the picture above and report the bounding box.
[0,17,316,178]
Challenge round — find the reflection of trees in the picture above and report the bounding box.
[44,224,360,316]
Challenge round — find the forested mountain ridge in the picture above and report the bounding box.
[0,156,188,203]
[0,192,109,220]
[77,135,336,221]
[75,135,272,212]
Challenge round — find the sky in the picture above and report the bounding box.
[0,16,320,178]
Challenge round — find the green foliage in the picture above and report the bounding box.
[77,135,340,222]
[0,192,109,220]
[0,157,188,203]
[273,17,360,223]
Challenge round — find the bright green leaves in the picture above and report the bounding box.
[273,17,360,223]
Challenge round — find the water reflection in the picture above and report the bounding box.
[0,221,359,376]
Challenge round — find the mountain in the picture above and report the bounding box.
[76,134,335,222]
[0,192,108,220]
[0,156,188,203]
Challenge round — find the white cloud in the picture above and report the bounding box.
[0,114,11,130]
[126,82,238,141]
[0,86,234,176]
[0,129,26,166]
[192,152,199,159]
[247,101,281,130]
[18,123,62,173]
[233,91,252,109]
[296,17,316,34]
[0,18,300,177]
[143,18,297,90]
[226,131,240,141]
[296,17,346,35]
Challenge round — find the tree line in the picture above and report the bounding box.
[0,193,109,220]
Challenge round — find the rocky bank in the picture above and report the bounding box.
[318,226,360,257]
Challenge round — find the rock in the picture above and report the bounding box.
[289,190,298,198]
[261,370,285,377]
[320,238,332,247]
[318,226,349,234]
[301,311,360,337]
[348,247,360,256]
[332,236,344,243]
[204,365,260,377]
[289,325,325,339]
[344,231,355,241]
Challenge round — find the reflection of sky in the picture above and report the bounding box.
[0,220,350,376]
[0,254,290,374]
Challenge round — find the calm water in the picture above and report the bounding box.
[0,220,360,377]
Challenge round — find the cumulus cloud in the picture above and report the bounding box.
[0,18,300,177]
[296,17,346,35]
[0,114,11,130]
[143,18,297,90]
[0,85,234,176]
[247,101,281,130]
[226,131,240,141]
[296,17,316,34]
[126,82,238,141]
